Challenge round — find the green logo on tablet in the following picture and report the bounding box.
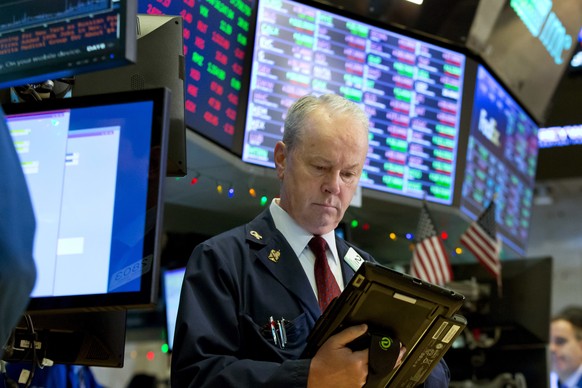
[379,337,392,350]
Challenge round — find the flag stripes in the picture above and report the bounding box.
[460,200,502,286]
[411,235,452,286]
[409,202,452,286]
[460,222,501,279]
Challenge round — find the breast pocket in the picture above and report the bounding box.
[240,312,311,361]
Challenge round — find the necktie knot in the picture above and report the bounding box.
[309,236,340,312]
[308,235,327,260]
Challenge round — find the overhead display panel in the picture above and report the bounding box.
[466,0,582,124]
[242,0,467,205]
[460,65,539,256]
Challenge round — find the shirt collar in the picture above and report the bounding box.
[269,199,339,263]
[563,364,582,387]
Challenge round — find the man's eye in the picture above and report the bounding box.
[555,338,567,346]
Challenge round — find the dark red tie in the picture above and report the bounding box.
[309,236,341,312]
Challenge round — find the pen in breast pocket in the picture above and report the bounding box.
[269,316,278,346]
[277,318,287,348]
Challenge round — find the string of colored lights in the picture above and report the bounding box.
[176,171,470,256]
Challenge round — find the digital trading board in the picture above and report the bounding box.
[242,0,466,205]
[139,0,254,152]
[460,65,539,255]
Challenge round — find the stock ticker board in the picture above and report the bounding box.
[140,0,253,151]
[242,0,466,205]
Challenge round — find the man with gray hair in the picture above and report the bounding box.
[171,94,449,387]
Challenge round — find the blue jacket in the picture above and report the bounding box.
[171,209,449,387]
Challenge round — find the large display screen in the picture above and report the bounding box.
[460,65,539,255]
[3,88,169,311]
[0,0,136,89]
[538,124,582,148]
[242,0,467,205]
[138,0,254,153]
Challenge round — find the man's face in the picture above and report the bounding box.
[550,319,582,380]
[274,108,368,236]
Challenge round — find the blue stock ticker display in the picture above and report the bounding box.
[140,0,253,151]
[242,0,466,205]
[460,65,539,255]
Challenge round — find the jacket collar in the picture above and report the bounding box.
[243,209,358,319]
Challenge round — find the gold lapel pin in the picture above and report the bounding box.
[268,249,281,263]
[250,230,262,240]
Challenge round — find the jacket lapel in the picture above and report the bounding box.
[244,210,321,320]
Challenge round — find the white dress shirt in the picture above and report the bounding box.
[269,199,345,300]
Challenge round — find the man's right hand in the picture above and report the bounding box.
[307,324,369,388]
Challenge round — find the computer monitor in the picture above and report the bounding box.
[451,256,552,345]
[538,124,582,148]
[241,0,469,206]
[73,14,187,177]
[459,64,539,256]
[162,267,186,352]
[3,87,170,312]
[536,124,582,179]
[3,310,127,368]
[0,0,137,89]
[444,256,552,386]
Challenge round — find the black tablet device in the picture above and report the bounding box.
[303,261,466,387]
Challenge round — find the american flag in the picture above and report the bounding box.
[460,200,502,286]
[410,202,453,286]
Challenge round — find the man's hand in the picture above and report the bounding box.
[307,324,369,388]
[396,343,406,368]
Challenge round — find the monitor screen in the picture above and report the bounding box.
[3,88,170,312]
[4,310,127,367]
[137,0,254,154]
[241,0,467,205]
[162,267,186,352]
[466,0,580,124]
[459,65,539,256]
[535,131,582,180]
[444,257,552,386]
[0,0,137,89]
[538,124,582,148]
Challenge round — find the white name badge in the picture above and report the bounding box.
[344,247,364,272]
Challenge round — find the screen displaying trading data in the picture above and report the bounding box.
[460,65,539,255]
[139,0,254,152]
[0,0,134,88]
[538,124,582,148]
[242,0,466,205]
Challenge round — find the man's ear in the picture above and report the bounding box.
[274,141,286,180]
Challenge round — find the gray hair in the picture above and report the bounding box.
[282,94,370,151]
